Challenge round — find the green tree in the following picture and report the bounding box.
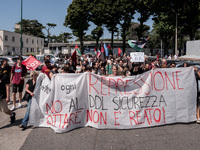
[64,0,91,54]
[136,0,152,40]
[56,32,72,43]
[15,19,45,38]
[103,0,121,50]
[45,23,57,44]
[75,34,95,41]
[91,26,104,49]
[153,12,175,55]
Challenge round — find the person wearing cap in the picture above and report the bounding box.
[49,64,59,79]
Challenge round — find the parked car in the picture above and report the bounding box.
[0,56,17,67]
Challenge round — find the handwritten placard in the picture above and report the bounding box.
[130,52,144,62]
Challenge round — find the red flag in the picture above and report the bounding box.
[22,55,41,71]
[71,50,77,66]
[107,44,111,51]
[118,47,122,56]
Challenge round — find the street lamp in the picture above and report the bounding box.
[20,0,23,55]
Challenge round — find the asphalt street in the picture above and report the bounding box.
[1,71,200,150]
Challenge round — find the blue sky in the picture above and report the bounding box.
[0,0,153,42]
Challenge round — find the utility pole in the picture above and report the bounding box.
[175,12,177,55]
[20,0,23,55]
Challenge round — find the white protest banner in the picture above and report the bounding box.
[29,68,197,133]
[22,55,41,71]
[130,52,144,62]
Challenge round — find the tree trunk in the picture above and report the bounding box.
[111,30,114,54]
[80,31,84,54]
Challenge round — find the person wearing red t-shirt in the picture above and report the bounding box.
[41,59,53,78]
[10,56,27,111]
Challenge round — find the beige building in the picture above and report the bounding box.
[0,30,44,55]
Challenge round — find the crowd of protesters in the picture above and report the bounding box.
[0,52,200,129]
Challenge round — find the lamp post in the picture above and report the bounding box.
[20,0,23,55]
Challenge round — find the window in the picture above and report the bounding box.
[12,47,15,52]
[26,39,28,43]
[32,39,34,44]
[27,48,29,52]
[5,35,8,41]
[12,36,15,42]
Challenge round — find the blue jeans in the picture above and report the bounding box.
[21,98,32,127]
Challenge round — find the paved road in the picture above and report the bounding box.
[1,71,200,150]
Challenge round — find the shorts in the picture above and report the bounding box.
[0,98,9,113]
[12,84,24,93]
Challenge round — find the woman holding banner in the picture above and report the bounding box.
[19,70,38,129]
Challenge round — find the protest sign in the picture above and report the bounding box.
[130,52,144,62]
[22,55,41,71]
[29,68,197,133]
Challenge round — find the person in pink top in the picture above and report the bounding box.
[10,56,27,111]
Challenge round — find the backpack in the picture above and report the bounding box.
[13,63,26,77]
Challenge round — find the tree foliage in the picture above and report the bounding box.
[64,0,91,54]
[15,19,45,38]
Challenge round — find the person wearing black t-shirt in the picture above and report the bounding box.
[0,73,16,123]
[19,70,38,129]
[0,59,11,77]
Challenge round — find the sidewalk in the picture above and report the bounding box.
[0,75,33,150]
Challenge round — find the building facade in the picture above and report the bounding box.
[46,41,151,56]
[0,30,44,55]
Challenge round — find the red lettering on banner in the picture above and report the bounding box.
[176,71,183,90]
[100,112,107,125]
[129,111,137,125]
[101,77,107,95]
[53,114,63,128]
[62,114,68,129]
[69,113,75,125]
[136,111,144,125]
[144,109,150,125]
[148,108,153,123]
[154,71,165,91]
[153,108,161,123]
[165,72,175,90]
[86,109,107,125]
[54,100,63,113]
[129,108,165,126]
[87,109,93,122]
[124,80,132,95]
[114,111,121,126]
[46,101,54,114]
[93,111,99,123]
[89,73,99,94]
[140,75,151,95]
[108,78,116,95]
[116,78,124,95]
[47,115,53,125]
[133,79,142,95]
[162,108,166,123]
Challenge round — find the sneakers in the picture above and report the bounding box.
[18,103,22,108]
[197,118,200,123]
[10,112,16,123]
[10,105,16,111]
